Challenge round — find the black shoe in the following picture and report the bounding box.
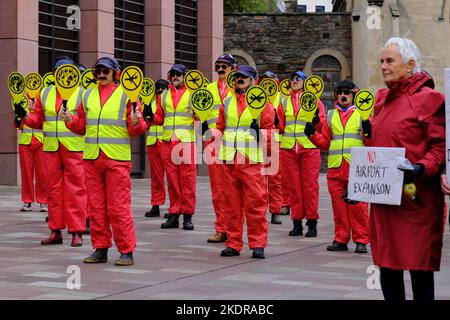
[183,214,194,230]
[115,252,134,266]
[288,220,303,236]
[83,248,108,263]
[326,241,348,251]
[164,213,170,219]
[271,214,282,225]
[252,248,265,259]
[161,214,179,229]
[305,219,317,238]
[145,205,160,217]
[83,218,90,235]
[220,247,240,257]
[45,216,49,222]
[355,243,368,254]
[280,206,290,215]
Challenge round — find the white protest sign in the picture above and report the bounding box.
[445,69,450,183]
[347,147,405,205]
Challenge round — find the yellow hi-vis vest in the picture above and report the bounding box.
[146,99,163,146]
[160,89,195,142]
[272,92,282,142]
[83,86,131,161]
[280,96,316,149]
[41,86,85,152]
[20,103,44,145]
[218,96,263,163]
[327,108,365,168]
[207,81,231,129]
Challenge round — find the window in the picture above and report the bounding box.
[39,0,80,73]
[175,0,198,69]
[296,5,307,13]
[114,0,146,177]
[315,5,325,13]
[312,55,342,112]
[114,0,145,69]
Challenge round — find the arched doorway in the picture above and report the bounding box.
[311,55,342,113]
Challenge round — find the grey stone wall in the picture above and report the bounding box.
[224,13,352,79]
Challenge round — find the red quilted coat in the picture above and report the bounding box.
[370,71,446,271]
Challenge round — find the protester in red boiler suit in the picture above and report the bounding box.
[370,37,445,301]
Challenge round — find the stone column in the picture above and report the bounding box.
[145,0,175,80]
[197,0,224,82]
[0,0,39,185]
[79,0,115,67]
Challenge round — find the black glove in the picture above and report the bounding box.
[342,190,359,204]
[361,120,372,138]
[14,115,22,128]
[304,122,316,137]
[312,109,320,125]
[274,112,279,127]
[14,102,27,119]
[143,104,154,121]
[400,163,424,184]
[202,121,209,136]
[250,119,260,144]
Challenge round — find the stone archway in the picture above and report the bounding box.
[225,49,257,69]
[305,48,351,80]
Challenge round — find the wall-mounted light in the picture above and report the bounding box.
[352,7,361,21]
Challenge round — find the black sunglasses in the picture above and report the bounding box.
[170,71,182,77]
[234,73,249,80]
[336,89,352,95]
[215,64,229,70]
[156,85,168,91]
[94,68,111,76]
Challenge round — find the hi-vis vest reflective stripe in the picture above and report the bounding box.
[207,81,231,129]
[19,126,43,145]
[218,96,263,163]
[280,96,316,149]
[327,109,364,168]
[41,86,85,152]
[83,86,131,161]
[161,89,194,142]
[146,99,163,146]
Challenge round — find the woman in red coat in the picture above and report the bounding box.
[371,37,445,301]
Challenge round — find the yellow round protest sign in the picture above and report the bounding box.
[11,95,28,112]
[7,72,26,103]
[120,66,144,103]
[25,73,43,100]
[203,77,210,88]
[43,72,56,87]
[246,86,268,119]
[139,77,155,106]
[226,70,237,91]
[304,75,324,98]
[299,91,318,122]
[190,88,214,122]
[184,70,205,93]
[279,79,291,97]
[355,90,375,120]
[54,64,81,101]
[259,78,278,104]
[81,69,98,90]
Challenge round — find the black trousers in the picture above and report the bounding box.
[380,267,435,301]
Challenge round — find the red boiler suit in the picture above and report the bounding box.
[24,90,86,233]
[277,91,326,222]
[66,83,147,254]
[153,84,197,215]
[216,92,274,252]
[309,103,370,244]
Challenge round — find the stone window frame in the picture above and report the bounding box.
[304,48,351,81]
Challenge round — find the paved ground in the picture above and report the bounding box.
[0,174,449,300]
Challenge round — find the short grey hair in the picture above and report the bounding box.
[384,37,422,74]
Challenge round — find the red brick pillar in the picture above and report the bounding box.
[0,0,39,185]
